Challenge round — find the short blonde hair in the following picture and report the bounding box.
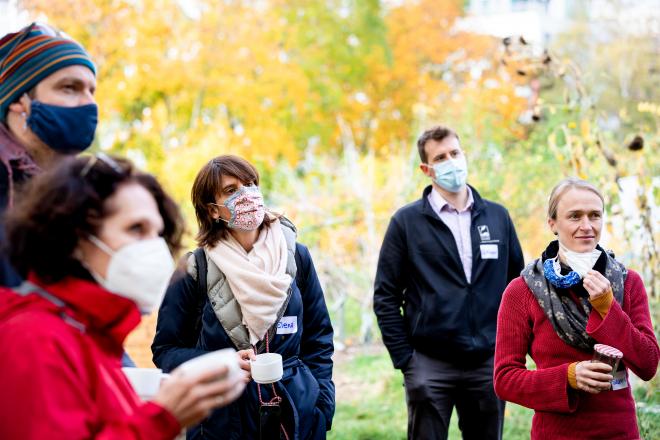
[547,178,604,220]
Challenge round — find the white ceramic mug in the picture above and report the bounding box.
[251,353,283,384]
[176,348,240,380]
[122,367,169,400]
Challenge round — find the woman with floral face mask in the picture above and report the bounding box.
[0,154,247,440]
[152,155,335,440]
[493,178,659,439]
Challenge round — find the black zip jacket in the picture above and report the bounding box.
[374,185,524,369]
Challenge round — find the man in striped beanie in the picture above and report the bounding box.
[0,22,97,286]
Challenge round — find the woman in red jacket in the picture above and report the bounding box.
[0,154,247,439]
[494,177,659,439]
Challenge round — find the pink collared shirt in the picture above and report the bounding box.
[428,187,474,283]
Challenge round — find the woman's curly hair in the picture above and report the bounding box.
[5,154,185,283]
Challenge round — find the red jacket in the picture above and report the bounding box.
[494,270,659,439]
[0,275,181,440]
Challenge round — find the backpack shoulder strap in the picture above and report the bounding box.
[192,248,207,288]
[294,246,307,296]
[14,281,86,333]
[190,248,207,336]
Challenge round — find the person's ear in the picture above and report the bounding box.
[72,247,84,261]
[9,93,32,115]
[547,218,557,236]
[207,203,221,221]
[73,235,93,262]
[420,163,433,178]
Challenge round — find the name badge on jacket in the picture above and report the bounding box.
[611,369,628,391]
[480,244,499,259]
[276,316,298,335]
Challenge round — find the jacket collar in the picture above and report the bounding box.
[429,186,475,215]
[421,184,485,220]
[27,273,141,350]
[0,124,41,208]
[0,124,30,163]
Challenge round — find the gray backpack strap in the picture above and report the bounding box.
[14,281,65,307]
[184,249,207,338]
[14,281,86,333]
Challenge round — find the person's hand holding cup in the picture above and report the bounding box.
[152,348,247,429]
[574,344,622,394]
[237,348,256,383]
[574,361,612,394]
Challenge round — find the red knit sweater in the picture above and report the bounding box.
[494,270,659,440]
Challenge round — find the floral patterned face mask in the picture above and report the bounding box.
[217,184,265,231]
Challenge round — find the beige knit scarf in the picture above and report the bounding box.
[206,219,291,345]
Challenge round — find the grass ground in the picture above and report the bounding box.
[328,346,659,440]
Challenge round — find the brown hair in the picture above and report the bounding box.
[416,125,460,162]
[547,177,605,220]
[192,155,275,248]
[6,155,184,283]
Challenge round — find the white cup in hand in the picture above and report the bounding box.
[250,353,283,384]
[122,367,169,400]
[176,348,241,381]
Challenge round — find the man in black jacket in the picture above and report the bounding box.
[374,125,524,440]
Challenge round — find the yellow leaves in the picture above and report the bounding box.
[637,101,660,117]
[580,119,591,141]
[618,107,628,120]
[19,0,534,168]
[547,131,564,163]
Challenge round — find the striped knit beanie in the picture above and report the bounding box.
[0,23,96,121]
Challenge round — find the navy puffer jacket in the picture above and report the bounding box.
[152,243,334,440]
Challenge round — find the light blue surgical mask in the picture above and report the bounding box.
[431,157,468,193]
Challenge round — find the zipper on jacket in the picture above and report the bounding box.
[467,285,476,339]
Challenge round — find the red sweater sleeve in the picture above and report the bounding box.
[494,278,578,414]
[586,270,660,381]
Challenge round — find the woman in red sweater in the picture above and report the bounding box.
[0,154,247,439]
[494,178,659,439]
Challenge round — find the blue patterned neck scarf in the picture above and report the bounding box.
[523,246,627,352]
[542,258,581,288]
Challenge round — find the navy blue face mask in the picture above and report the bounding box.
[27,101,98,153]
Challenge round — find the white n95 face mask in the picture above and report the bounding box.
[87,235,175,314]
[559,241,601,278]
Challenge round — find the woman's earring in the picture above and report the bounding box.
[21,112,27,130]
[553,231,558,236]
[214,217,220,224]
